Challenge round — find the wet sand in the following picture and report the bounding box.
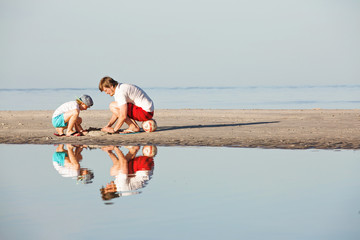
[0,109,359,149]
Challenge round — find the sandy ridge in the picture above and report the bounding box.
[0,109,359,149]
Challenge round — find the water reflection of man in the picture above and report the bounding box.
[100,146,156,201]
[52,144,94,184]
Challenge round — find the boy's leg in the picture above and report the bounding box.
[56,144,65,152]
[74,117,86,134]
[63,109,80,136]
[55,127,67,135]
[52,114,67,135]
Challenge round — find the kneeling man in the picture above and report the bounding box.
[99,76,154,134]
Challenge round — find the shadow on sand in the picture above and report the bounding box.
[156,121,280,132]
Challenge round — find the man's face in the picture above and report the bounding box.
[105,181,117,193]
[103,86,115,96]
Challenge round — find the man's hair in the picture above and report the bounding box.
[99,76,118,91]
[100,187,120,201]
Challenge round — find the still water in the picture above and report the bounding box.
[0,144,359,240]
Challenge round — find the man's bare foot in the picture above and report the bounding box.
[102,146,115,151]
[101,127,115,133]
[124,146,140,151]
[122,128,139,133]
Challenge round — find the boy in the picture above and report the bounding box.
[98,76,154,134]
[52,94,93,136]
[52,144,94,184]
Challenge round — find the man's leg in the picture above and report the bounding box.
[124,118,140,132]
[124,103,153,133]
[108,102,120,127]
[109,102,140,132]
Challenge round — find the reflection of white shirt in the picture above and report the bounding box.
[52,162,79,178]
[114,83,154,112]
[114,170,152,193]
[52,101,79,118]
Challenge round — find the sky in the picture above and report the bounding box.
[1,0,359,89]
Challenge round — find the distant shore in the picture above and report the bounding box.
[0,109,359,149]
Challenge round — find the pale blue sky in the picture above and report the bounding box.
[1,0,359,89]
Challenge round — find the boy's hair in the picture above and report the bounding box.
[99,76,118,91]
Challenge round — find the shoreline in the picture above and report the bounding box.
[0,109,359,149]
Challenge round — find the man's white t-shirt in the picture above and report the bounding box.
[52,101,80,118]
[114,170,152,193]
[114,84,154,112]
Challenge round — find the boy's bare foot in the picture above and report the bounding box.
[80,130,89,136]
[54,133,65,137]
[66,131,81,137]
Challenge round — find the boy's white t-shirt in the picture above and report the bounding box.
[52,161,80,178]
[114,84,154,112]
[52,101,80,118]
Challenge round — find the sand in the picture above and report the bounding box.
[0,109,359,149]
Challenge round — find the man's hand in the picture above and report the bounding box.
[101,145,115,152]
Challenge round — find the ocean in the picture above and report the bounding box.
[0,85,359,110]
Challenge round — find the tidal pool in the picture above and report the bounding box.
[0,144,359,240]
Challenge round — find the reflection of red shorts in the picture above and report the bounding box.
[127,103,154,121]
[128,156,154,174]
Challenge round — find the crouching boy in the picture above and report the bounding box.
[52,95,94,136]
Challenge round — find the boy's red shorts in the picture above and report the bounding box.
[127,103,154,121]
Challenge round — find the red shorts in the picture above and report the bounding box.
[127,103,154,121]
[128,156,154,174]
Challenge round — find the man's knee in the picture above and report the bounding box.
[109,102,121,113]
[109,101,118,109]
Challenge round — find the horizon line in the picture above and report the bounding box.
[1,84,360,91]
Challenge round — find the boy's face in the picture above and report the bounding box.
[79,102,89,110]
[103,86,115,96]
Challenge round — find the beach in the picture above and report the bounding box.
[0,109,359,149]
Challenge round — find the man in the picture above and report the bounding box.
[100,145,155,200]
[99,76,154,134]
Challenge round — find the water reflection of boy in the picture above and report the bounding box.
[100,146,155,201]
[52,144,94,184]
